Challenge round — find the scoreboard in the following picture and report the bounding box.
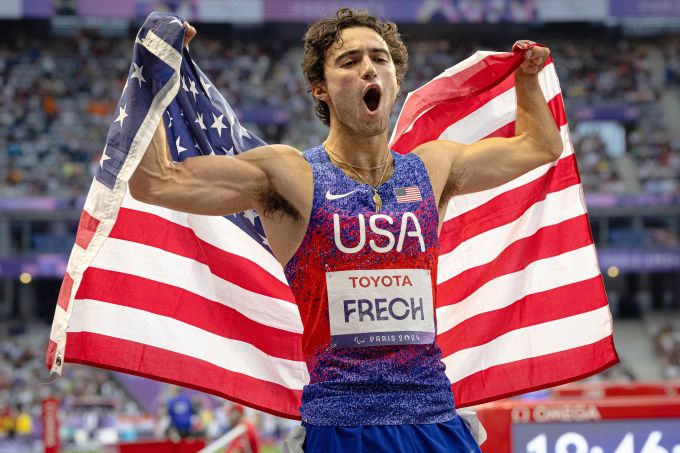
[476,382,680,453]
[514,419,680,452]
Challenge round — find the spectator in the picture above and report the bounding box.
[165,386,197,439]
[225,404,260,453]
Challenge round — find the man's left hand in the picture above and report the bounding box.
[515,40,550,76]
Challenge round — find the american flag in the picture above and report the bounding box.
[394,186,423,203]
[46,15,617,418]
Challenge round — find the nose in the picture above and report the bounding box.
[360,56,377,80]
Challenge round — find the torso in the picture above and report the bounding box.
[279,144,456,426]
[258,140,457,267]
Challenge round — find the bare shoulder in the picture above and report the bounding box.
[235,143,309,183]
[237,143,304,166]
[412,140,466,211]
[412,139,464,163]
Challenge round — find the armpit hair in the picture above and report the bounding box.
[439,167,466,212]
[252,185,302,223]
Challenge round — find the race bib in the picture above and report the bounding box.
[326,269,435,348]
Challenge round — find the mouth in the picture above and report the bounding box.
[363,85,381,113]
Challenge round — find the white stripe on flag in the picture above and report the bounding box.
[444,125,574,221]
[67,299,308,389]
[443,305,613,383]
[89,238,302,333]
[438,184,587,283]
[437,63,559,144]
[436,245,601,334]
[122,191,288,283]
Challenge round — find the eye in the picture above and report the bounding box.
[342,60,356,68]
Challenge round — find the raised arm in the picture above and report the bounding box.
[128,120,301,216]
[417,42,563,204]
[128,21,307,219]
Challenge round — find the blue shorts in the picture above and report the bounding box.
[301,416,481,453]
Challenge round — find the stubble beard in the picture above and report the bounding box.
[333,99,393,138]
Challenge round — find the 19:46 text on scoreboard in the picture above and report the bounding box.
[525,431,680,453]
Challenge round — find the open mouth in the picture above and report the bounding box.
[363,87,381,112]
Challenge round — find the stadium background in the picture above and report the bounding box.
[1,0,679,451]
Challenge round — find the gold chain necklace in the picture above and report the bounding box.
[324,142,391,212]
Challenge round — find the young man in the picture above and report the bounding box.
[130,8,561,452]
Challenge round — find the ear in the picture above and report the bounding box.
[311,82,330,102]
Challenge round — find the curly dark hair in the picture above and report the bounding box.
[302,8,409,126]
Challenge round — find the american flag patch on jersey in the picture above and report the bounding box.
[394,186,422,203]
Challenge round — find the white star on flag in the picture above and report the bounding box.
[114,104,128,126]
[182,76,189,93]
[195,112,206,130]
[226,108,251,142]
[130,62,146,87]
[242,210,258,226]
[99,145,111,167]
[200,77,212,98]
[210,113,227,137]
[175,136,187,153]
[189,80,200,102]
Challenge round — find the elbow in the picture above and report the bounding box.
[540,133,563,163]
[547,140,563,161]
[129,169,163,205]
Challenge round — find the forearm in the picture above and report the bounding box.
[129,120,178,205]
[514,71,563,159]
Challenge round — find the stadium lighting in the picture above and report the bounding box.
[607,266,620,278]
[19,272,32,284]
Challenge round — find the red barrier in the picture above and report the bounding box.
[113,439,206,453]
[551,380,680,399]
[42,397,60,453]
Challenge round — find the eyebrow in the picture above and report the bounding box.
[334,48,390,63]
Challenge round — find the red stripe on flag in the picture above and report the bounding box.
[483,120,515,139]
[393,52,526,144]
[64,332,303,419]
[452,336,619,408]
[57,273,74,311]
[440,154,581,255]
[45,339,58,370]
[75,210,100,249]
[438,214,593,307]
[110,208,295,303]
[438,276,608,357]
[393,77,516,153]
[76,268,302,361]
[547,92,567,128]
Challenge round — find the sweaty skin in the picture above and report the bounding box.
[129,24,562,267]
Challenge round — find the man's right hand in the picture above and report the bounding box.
[182,21,196,48]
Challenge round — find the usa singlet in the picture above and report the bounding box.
[284,144,456,426]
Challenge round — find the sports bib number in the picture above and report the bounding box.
[326,269,435,348]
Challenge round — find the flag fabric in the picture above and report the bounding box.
[394,186,423,203]
[389,47,618,406]
[47,14,617,420]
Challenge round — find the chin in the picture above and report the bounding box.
[355,121,388,138]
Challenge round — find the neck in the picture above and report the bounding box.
[324,126,390,168]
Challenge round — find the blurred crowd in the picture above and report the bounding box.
[0,321,296,452]
[655,323,680,380]
[1,30,679,199]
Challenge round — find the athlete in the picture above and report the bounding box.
[129,8,561,452]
